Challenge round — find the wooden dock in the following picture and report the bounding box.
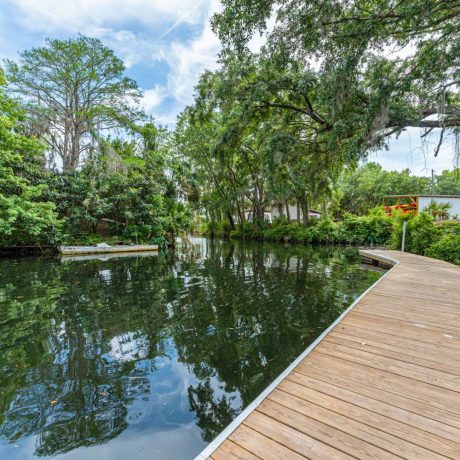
[197,250,460,460]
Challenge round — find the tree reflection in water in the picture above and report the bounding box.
[0,239,381,459]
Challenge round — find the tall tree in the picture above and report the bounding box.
[177,56,340,226]
[213,0,460,159]
[5,36,142,170]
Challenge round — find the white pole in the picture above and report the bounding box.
[401,220,407,252]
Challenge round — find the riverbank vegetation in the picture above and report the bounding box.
[202,212,460,266]
[1,2,460,264]
[0,37,191,249]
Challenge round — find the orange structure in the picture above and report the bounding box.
[382,195,418,216]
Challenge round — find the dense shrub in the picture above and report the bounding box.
[426,234,460,265]
[438,221,460,237]
[0,80,62,248]
[201,220,233,238]
[230,222,264,239]
[391,212,439,255]
[340,211,392,245]
[225,212,393,246]
[408,214,439,254]
[264,221,314,243]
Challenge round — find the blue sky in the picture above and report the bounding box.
[0,0,457,176]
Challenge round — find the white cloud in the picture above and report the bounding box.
[3,0,217,71]
[247,13,276,53]
[141,85,167,113]
[163,0,221,105]
[91,28,164,68]
[139,0,221,124]
[8,0,209,33]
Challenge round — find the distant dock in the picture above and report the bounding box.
[197,250,460,459]
[59,244,158,255]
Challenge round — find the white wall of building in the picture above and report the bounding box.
[418,196,460,218]
[270,204,321,221]
[243,204,322,223]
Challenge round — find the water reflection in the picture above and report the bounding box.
[0,239,381,459]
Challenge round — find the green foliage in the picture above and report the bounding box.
[202,220,233,238]
[391,212,439,255]
[207,207,460,266]
[264,221,313,243]
[331,163,460,218]
[428,220,460,265]
[0,37,192,249]
[229,222,264,240]
[438,221,460,237]
[2,28,459,258]
[68,233,107,246]
[0,78,62,247]
[177,55,342,230]
[426,234,460,265]
[40,129,192,244]
[434,169,460,195]
[176,46,459,232]
[338,163,431,215]
[340,210,393,245]
[218,211,393,246]
[213,0,460,157]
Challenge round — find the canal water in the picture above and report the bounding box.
[0,239,381,459]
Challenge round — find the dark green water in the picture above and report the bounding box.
[0,238,381,460]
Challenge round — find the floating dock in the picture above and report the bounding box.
[197,250,460,459]
[59,245,158,255]
[59,250,159,262]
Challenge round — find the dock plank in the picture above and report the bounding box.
[198,250,460,459]
[285,370,460,442]
[257,399,398,460]
[243,411,353,459]
[325,335,460,374]
[210,441,260,460]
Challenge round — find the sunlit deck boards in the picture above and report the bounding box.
[198,250,460,459]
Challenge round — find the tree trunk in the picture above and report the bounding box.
[253,202,265,223]
[237,198,245,224]
[226,212,235,230]
[71,127,81,170]
[285,201,291,223]
[300,196,310,226]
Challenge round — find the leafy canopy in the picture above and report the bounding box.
[213,0,460,159]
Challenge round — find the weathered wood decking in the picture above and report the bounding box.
[197,250,460,460]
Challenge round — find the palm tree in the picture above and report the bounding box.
[425,200,452,221]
